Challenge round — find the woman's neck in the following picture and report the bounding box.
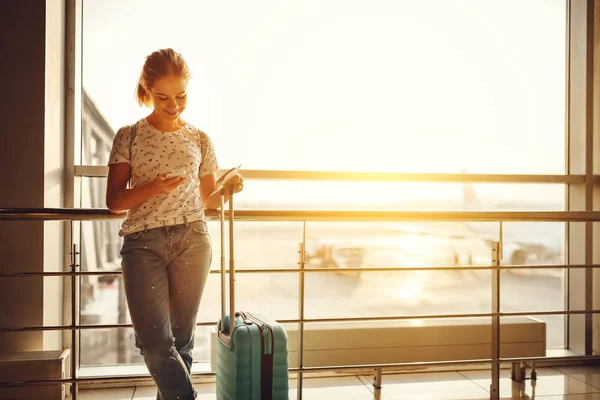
[145,113,184,132]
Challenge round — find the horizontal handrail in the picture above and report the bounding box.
[224,170,588,183]
[0,264,597,278]
[0,208,124,221]
[2,207,600,222]
[74,166,590,183]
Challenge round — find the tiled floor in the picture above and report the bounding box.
[67,366,600,400]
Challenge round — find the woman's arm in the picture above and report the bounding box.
[106,163,184,213]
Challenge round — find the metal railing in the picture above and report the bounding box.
[1,207,600,400]
[74,166,591,183]
[2,207,599,222]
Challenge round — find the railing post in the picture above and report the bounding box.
[297,221,306,400]
[373,367,382,389]
[490,237,501,400]
[70,226,79,400]
[2,206,600,398]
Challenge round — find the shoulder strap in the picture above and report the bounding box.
[129,122,137,163]
[128,123,137,188]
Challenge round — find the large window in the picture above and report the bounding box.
[77,0,569,372]
[82,0,566,174]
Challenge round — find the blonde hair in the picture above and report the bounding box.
[135,48,191,107]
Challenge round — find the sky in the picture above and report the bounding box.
[82,0,567,206]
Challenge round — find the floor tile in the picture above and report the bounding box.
[461,368,600,398]
[554,366,600,390]
[63,366,600,400]
[133,377,374,400]
[68,387,135,400]
[133,383,216,399]
[357,371,490,399]
[289,375,375,399]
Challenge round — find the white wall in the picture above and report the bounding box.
[44,0,66,351]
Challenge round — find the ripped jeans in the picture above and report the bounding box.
[120,220,212,400]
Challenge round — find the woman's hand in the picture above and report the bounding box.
[148,172,186,195]
[110,209,128,216]
[200,172,244,209]
[218,173,244,194]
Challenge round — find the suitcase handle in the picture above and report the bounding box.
[220,187,235,335]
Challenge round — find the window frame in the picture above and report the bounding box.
[65,0,600,381]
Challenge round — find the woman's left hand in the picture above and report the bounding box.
[221,173,244,194]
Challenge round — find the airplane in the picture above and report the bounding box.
[460,179,565,270]
[383,177,565,277]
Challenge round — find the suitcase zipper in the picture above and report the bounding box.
[240,312,274,355]
[243,312,275,400]
[235,311,253,326]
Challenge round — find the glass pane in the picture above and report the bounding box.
[500,267,566,349]
[304,220,566,350]
[79,220,123,272]
[79,274,126,367]
[82,0,566,174]
[207,221,303,270]
[197,273,299,323]
[80,326,133,367]
[80,325,215,370]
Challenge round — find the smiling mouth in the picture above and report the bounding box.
[165,110,179,116]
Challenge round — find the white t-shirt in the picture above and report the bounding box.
[108,117,219,236]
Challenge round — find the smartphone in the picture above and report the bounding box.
[165,171,187,179]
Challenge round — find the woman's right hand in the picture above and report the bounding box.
[148,172,185,195]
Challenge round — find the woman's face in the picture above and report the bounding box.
[149,75,188,122]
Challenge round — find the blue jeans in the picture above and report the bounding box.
[120,220,212,400]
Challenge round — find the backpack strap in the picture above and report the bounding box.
[129,122,137,163]
[128,122,137,188]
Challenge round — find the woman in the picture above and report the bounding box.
[106,48,242,400]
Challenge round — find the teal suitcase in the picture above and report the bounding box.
[215,191,290,400]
